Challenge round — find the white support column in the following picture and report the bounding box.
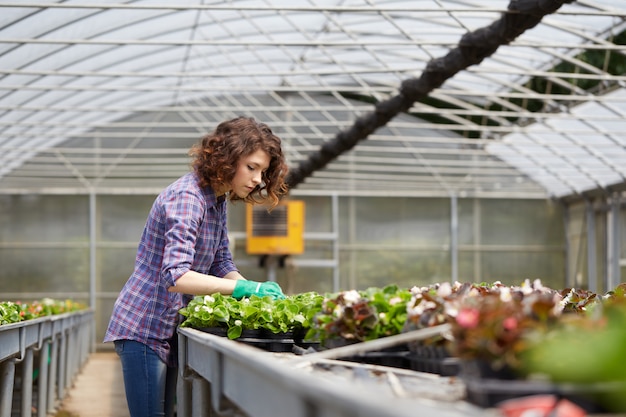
[450,195,458,283]
[89,191,97,351]
[332,193,340,292]
[607,193,621,291]
[586,199,597,292]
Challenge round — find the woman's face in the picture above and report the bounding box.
[229,149,270,198]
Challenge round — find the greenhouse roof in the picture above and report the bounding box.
[0,1,625,199]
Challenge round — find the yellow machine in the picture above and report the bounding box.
[246,200,305,255]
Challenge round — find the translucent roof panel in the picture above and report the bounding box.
[487,89,626,197]
[0,1,625,199]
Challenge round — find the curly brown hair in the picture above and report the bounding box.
[189,117,289,208]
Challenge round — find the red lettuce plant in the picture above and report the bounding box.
[306,284,412,347]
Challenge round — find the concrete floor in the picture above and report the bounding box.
[60,352,130,417]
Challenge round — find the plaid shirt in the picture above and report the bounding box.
[104,172,237,366]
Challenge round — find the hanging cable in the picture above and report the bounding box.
[285,0,574,189]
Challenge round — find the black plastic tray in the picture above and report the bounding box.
[197,327,319,353]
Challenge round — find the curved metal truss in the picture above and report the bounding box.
[0,1,624,199]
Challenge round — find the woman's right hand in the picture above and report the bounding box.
[232,280,286,300]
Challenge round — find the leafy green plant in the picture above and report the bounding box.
[360,284,412,338]
[0,298,87,325]
[179,292,324,339]
[0,302,23,325]
[520,294,626,413]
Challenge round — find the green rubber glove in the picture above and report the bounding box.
[232,280,286,300]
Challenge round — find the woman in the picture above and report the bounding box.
[104,116,289,417]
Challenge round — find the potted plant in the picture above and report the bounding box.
[446,280,626,411]
[401,281,471,375]
[179,292,324,351]
[520,289,626,413]
[448,280,562,376]
[305,285,413,368]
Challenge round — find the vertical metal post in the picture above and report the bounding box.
[21,349,34,417]
[332,193,340,292]
[209,351,224,412]
[586,199,597,293]
[65,325,74,390]
[58,331,67,401]
[607,193,621,291]
[265,256,277,282]
[177,334,191,417]
[83,314,94,367]
[192,378,211,417]
[47,338,58,414]
[0,359,15,417]
[614,194,621,289]
[348,195,357,290]
[78,316,86,367]
[450,194,458,283]
[562,202,571,288]
[38,341,50,417]
[89,191,97,350]
[177,374,192,417]
[473,198,481,282]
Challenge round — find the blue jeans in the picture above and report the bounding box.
[114,340,177,417]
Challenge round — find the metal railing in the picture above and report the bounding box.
[177,327,483,417]
[0,310,94,417]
